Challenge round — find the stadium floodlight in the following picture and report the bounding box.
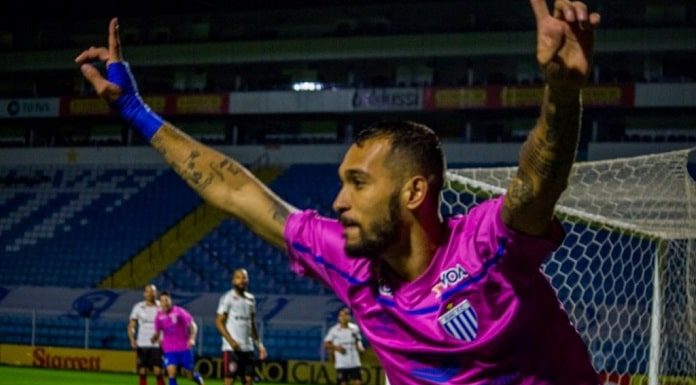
[292,82,324,91]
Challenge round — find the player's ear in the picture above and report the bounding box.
[403,175,428,210]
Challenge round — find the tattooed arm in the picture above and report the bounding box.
[502,86,581,235]
[502,0,600,235]
[151,124,297,249]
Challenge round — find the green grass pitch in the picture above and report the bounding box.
[0,365,316,385]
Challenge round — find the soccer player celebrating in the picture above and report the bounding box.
[128,284,165,385]
[78,0,601,383]
[150,292,204,385]
[324,308,365,385]
[215,268,266,385]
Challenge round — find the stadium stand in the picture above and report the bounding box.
[0,166,200,287]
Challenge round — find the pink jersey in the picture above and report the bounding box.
[154,306,193,353]
[284,196,598,385]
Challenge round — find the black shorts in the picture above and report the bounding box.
[136,347,163,370]
[337,367,362,383]
[222,350,255,379]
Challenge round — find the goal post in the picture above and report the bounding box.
[442,148,696,384]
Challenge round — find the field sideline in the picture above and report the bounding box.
[0,365,319,385]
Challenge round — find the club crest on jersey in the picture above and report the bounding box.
[438,299,478,342]
[431,264,469,298]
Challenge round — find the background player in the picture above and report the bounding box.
[324,308,365,385]
[215,268,266,385]
[128,284,165,385]
[151,291,204,385]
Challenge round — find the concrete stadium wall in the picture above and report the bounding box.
[2,143,691,167]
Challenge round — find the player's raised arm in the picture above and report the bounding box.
[75,18,297,249]
[502,0,600,235]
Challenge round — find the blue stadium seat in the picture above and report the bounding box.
[0,166,200,287]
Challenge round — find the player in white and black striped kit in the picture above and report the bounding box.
[216,268,267,385]
[324,308,365,385]
[128,284,164,385]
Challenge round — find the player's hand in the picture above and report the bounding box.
[74,18,123,104]
[130,339,137,350]
[188,338,196,348]
[337,346,347,354]
[75,17,162,140]
[258,344,267,361]
[230,340,241,351]
[150,335,159,344]
[531,0,600,89]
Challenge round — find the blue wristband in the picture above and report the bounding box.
[107,62,163,141]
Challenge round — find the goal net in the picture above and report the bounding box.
[442,148,696,384]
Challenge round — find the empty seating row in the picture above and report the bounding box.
[0,166,200,287]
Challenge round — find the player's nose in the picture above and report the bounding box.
[332,187,350,214]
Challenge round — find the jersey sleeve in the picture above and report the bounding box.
[324,326,337,343]
[463,196,565,274]
[352,324,363,341]
[181,308,194,327]
[284,210,371,304]
[216,295,229,315]
[129,304,139,321]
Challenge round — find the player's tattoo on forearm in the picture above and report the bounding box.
[151,135,167,156]
[209,161,225,181]
[506,172,534,208]
[151,124,250,195]
[542,99,580,148]
[508,88,580,210]
[216,159,247,190]
[269,199,290,225]
[177,150,213,192]
[152,134,194,187]
[194,173,214,192]
[185,150,200,169]
[521,135,574,182]
[218,159,243,176]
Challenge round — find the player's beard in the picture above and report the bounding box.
[344,192,402,259]
[234,284,247,294]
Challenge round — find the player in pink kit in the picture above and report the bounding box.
[78,0,600,383]
[151,292,204,385]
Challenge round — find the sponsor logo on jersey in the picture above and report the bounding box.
[431,264,469,298]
